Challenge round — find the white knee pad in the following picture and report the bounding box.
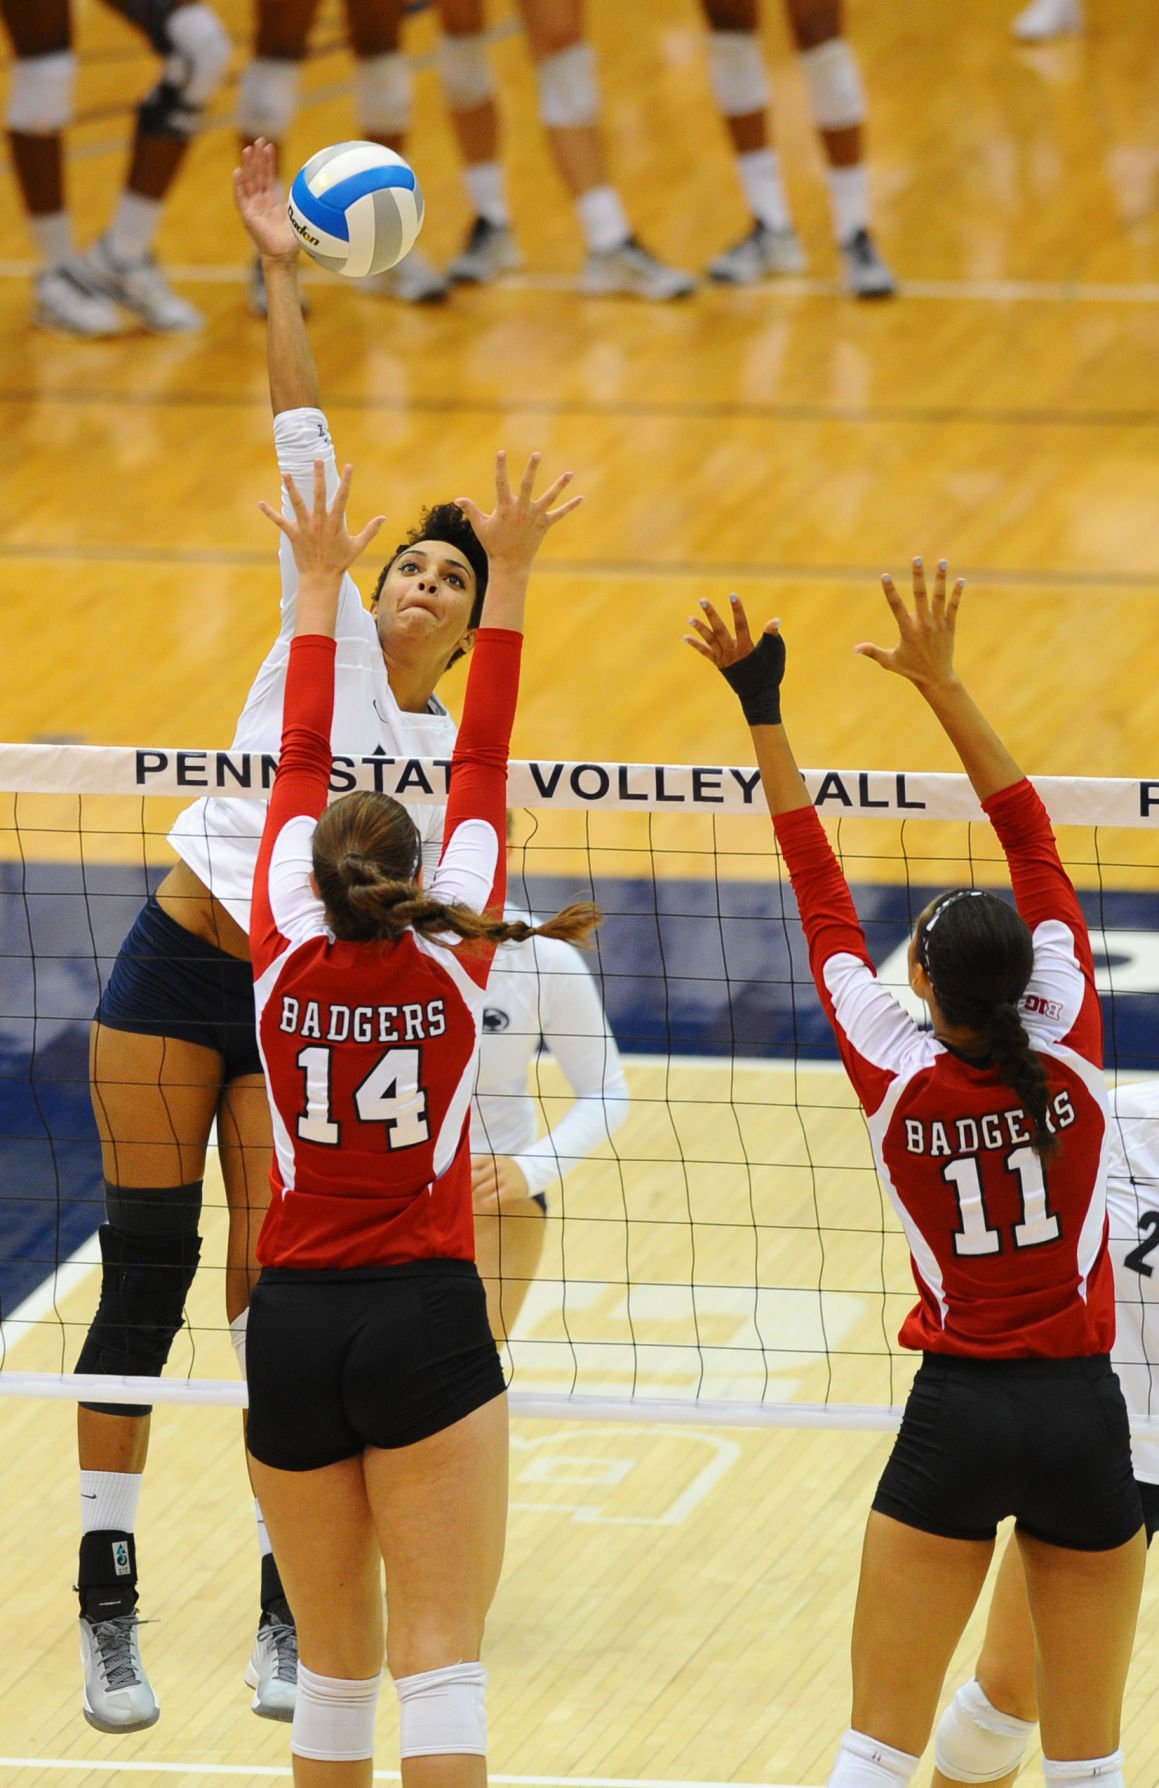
[229,1307,248,1377]
[355,52,412,137]
[395,1661,487,1759]
[6,50,77,134]
[164,3,231,110]
[1043,1753,1125,1788]
[237,56,301,141]
[438,32,494,110]
[537,43,599,130]
[828,1728,919,1788]
[708,30,769,117]
[934,1680,1035,1785]
[292,1663,383,1763]
[800,37,865,132]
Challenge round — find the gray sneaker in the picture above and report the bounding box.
[244,1610,298,1721]
[447,217,522,285]
[708,221,807,284]
[79,1613,159,1733]
[358,246,449,304]
[74,236,202,333]
[580,236,695,301]
[33,264,125,338]
[840,228,897,299]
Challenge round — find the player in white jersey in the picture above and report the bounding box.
[471,868,630,1337]
[72,139,483,1736]
[931,1080,1159,1788]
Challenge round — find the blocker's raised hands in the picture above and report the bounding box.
[454,451,583,573]
[856,558,965,689]
[259,460,385,581]
[685,594,786,726]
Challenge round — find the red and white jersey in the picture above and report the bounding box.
[1106,1082,1159,1484]
[250,626,522,1270]
[774,779,1113,1359]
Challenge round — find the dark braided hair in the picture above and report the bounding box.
[917,889,1059,1160]
[372,504,488,666]
[312,791,600,951]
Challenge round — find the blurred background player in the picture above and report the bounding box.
[1,0,229,336]
[699,0,894,297]
[238,0,449,309]
[471,822,630,1341]
[930,1079,1159,1788]
[1011,0,1084,40]
[436,0,694,298]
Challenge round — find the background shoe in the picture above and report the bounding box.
[33,266,125,338]
[248,255,311,319]
[1011,0,1084,38]
[579,237,695,300]
[358,246,449,304]
[708,221,807,284]
[840,228,897,298]
[74,237,202,333]
[79,1613,159,1733]
[446,217,522,285]
[245,1608,298,1721]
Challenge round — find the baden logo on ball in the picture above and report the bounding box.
[287,141,425,280]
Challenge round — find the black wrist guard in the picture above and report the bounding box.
[721,630,786,725]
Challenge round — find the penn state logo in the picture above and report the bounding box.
[482,1008,510,1033]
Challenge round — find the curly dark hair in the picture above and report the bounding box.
[372,503,488,665]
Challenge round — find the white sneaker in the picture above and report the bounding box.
[708,221,807,284]
[248,255,311,319]
[358,246,449,304]
[840,228,897,299]
[446,217,523,285]
[80,1613,159,1734]
[580,237,695,301]
[33,265,125,338]
[1012,0,1083,37]
[244,1610,298,1721]
[74,236,203,333]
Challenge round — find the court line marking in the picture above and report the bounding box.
[0,1764,809,1787]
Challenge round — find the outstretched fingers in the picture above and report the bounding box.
[493,448,512,507]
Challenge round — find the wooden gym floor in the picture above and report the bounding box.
[0,0,1157,1783]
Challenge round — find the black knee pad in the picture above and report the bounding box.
[77,1181,203,1416]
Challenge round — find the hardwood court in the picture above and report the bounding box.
[0,0,1157,1783]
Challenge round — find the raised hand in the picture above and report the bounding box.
[685,594,786,725]
[856,558,965,689]
[454,452,584,573]
[259,460,385,581]
[233,138,299,264]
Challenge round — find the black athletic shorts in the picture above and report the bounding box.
[1139,1479,1159,1544]
[873,1353,1144,1551]
[246,1259,507,1471]
[96,892,263,1081]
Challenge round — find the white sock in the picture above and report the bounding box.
[254,1498,273,1559]
[106,191,163,264]
[737,148,792,231]
[828,1728,919,1788]
[576,184,630,254]
[31,211,74,270]
[1043,1754,1125,1788]
[827,164,870,244]
[80,1470,143,1536]
[464,161,509,227]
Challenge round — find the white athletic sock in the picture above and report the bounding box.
[464,161,509,227]
[828,1728,919,1788]
[106,191,163,264]
[254,1498,273,1560]
[737,148,792,232]
[1043,1753,1125,1788]
[576,184,630,255]
[826,163,870,244]
[80,1469,143,1536]
[31,210,74,270]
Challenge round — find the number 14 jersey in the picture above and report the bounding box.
[774,779,1114,1359]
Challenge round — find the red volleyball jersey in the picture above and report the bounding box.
[774,780,1114,1358]
[250,626,522,1270]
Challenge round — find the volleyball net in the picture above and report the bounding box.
[2,743,1157,1429]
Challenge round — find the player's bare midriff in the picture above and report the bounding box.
[155,860,251,961]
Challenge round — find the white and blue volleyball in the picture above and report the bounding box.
[287,142,424,279]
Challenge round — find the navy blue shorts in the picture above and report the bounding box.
[96,893,262,1082]
[873,1353,1144,1552]
[246,1260,506,1470]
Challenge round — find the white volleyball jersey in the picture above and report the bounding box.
[169,407,456,931]
[470,915,630,1199]
[1106,1082,1159,1485]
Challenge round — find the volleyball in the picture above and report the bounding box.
[287,141,424,280]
